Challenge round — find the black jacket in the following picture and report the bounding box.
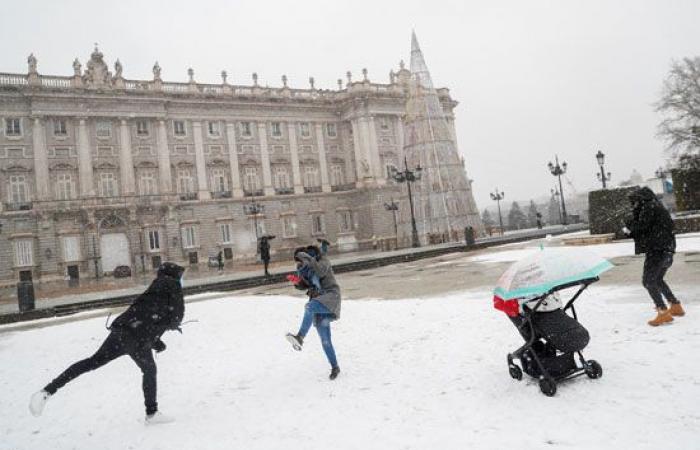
[110,262,185,343]
[259,237,271,261]
[627,187,675,255]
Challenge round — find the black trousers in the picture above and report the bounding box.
[44,329,158,414]
[642,251,678,309]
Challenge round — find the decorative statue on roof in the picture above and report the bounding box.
[152,62,162,81]
[84,44,112,86]
[73,58,81,77]
[27,53,38,74]
[114,59,123,79]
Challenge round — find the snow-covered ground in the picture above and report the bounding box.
[2,286,699,449]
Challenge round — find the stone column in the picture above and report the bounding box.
[350,119,366,187]
[77,118,95,197]
[156,120,173,194]
[192,121,211,200]
[119,119,136,195]
[32,118,50,200]
[395,115,405,163]
[358,117,377,185]
[257,122,274,196]
[367,116,384,184]
[287,122,303,194]
[225,122,244,198]
[315,123,331,192]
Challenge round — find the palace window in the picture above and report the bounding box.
[181,225,197,248]
[56,173,76,200]
[211,168,228,193]
[95,121,112,138]
[273,166,290,189]
[8,175,30,203]
[136,120,149,136]
[177,169,195,194]
[299,122,311,138]
[326,123,337,138]
[311,213,325,235]
[5,118,22,136]
[14,239,34,267]
[243,167,261,193]
[173,120,186,136]
[208,121,221,137]
[337,210,354,233]
[380,117,390,131]
[62,236,81,262]
[282,216,296,238]
[219,222,232,244]
[303,165,319,187]
[271,122,282,137]
[53,119,68,136]
[240,121,252,137]
[99,172,118,197]
[330,164,344,186]
[139,170,157,195]
[147,229,161,252]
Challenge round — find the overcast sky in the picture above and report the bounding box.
[1,0,698,209]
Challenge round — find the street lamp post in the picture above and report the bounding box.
[551,188,563,225]
[548,155,568,225]
[391,156,422,248]
[489,189,505,235]
[383,198,399,245]
[595,150,611,189]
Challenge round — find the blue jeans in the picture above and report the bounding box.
[297,300,338,369]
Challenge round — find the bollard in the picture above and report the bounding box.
[17,280,36,312]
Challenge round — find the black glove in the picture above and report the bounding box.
[153,339,167,353]
[307,288,321,298]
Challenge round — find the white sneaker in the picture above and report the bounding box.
[29,390,51,417]
[145,411,175,425]
[285,333,303,351]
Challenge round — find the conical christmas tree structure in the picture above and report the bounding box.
[403,32,482,241]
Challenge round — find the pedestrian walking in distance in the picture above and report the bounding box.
[29,262,186,424]
[624,187,685,326]
[286,245,342,380]
[217,250,224,271]
[259,235,274,276]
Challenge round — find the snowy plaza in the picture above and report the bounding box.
[2,232,699,450]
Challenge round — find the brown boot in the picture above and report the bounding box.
[648,308,673,327]
[668,302,685,317]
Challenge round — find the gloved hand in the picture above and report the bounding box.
[622,226,631,236]
[153,339,167,353]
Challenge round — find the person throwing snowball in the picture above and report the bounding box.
[29,262,186,424]
[286,245,341,380]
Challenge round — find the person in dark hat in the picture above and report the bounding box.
[624,186,684,326]
[29,262,186,424]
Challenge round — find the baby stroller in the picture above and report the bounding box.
[493,247,612,396]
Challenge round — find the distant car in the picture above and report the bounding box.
[113,265,132,278]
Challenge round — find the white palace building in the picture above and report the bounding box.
[0,38,480,285]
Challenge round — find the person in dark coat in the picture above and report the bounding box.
[286,245,342,380]
[258,236,274,276]
[624,187,684,326]
[217,250,224,271]
[29,262,186,424]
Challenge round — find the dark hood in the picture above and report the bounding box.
[628,186,657,204]
[157,262,185,279]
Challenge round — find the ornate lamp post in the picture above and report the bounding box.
[548,155,568,225]
[489,189,505,235]
[595,150,611,189]
[383,198,399,243]
[391,156,422,248]
[551,188,563,224]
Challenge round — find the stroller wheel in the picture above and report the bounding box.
[539,378,557,397]
[509,365,523,381]
[585,360,603,379]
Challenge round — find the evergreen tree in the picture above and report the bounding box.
[507,201,527,230]
[481,209,495,235]
[527,200,539,228]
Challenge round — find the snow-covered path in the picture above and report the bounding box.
[2,287,699,450]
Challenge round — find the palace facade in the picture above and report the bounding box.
[0,44,479,285]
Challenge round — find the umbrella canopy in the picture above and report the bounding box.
[493,246,614,301]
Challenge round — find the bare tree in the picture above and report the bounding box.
[656,57,700,167]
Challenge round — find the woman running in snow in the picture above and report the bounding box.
[286,245,341,380]
[29,262,186,424]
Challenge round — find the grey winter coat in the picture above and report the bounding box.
[296,252,341,319]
